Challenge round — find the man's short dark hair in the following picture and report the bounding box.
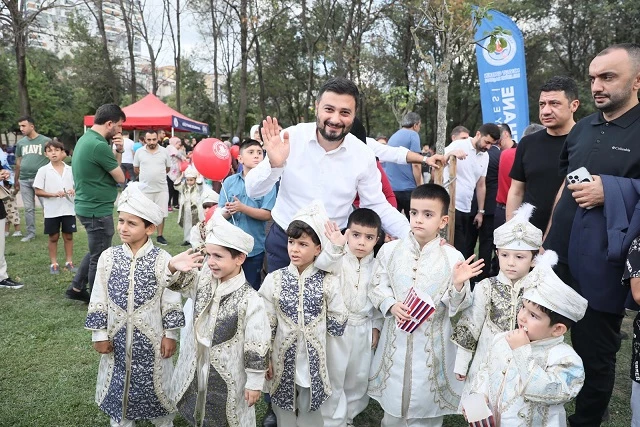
[597,43,640,71]
[94,104,126,125]
[499,123,512,137]
[144,130,157,138]
[347,208,381,234]
[411,184,450,216]
[451,125,470,140]
[528,300,575,330]
[540,76,579,102]
[316,77,360,111]
[239,139,262,152]
[401,112,421,128]
[45,140,65,151]
[18,116,35,125]
[286,220,321,246]
[477,123,501,141]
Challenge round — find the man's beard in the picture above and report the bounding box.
[317,118,350,142]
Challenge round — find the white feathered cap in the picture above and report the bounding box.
[290,200,329,248]
[117,182,164,226]
[521,250,588,322]
[205,209,254,254]
[493,203,543,250]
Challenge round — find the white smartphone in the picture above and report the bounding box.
[566,167,593,185]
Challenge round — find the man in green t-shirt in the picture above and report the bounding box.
[65,104,126,303]
[15,116,51,242]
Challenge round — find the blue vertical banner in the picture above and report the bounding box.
[475,10,528,142]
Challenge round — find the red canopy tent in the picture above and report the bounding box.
[83,94,209,135]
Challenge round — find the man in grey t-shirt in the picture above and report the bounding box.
[133,130,171,245]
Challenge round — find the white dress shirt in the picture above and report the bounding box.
[245,122,410,238]
[443,138,489,213]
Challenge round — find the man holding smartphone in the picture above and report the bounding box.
[506,76,580,231]
[65,104,126,302]
[544,43,640,426]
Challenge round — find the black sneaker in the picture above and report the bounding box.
[181,241,191,246]
[0,277,24,289]
[65,288,90,303]
[157,236,168,246]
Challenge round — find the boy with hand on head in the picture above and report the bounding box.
[85,183,185,427]
[368,183,484,427]
[174,166,203,246]
[451,203,541,396]
[258,200,348,427]
[166,212,271,427]
[469,250,587,426]
[33,140,77,274]
[220,138,276,290]
[316,208,384,427]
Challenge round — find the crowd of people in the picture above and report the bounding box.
[2,42,640,427]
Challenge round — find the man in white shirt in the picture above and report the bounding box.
[246,77,445,273]
[133,130,171,245]
[443,123,500,259]
[119,131,136,186]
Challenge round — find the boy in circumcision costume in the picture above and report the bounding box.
[166,212,271,426]
[451,203,541,401]
[368,183,484,427]
[469,250,587,426]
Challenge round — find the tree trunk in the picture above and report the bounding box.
[14,29,30,116]
[119,0,137,101]
[301,0,314,122]
[94,0,120,103]
[175,0,181,110]
[235,0,248,137]
[208,0,221,138]
[435,61,450,155]
[254,35,267,118]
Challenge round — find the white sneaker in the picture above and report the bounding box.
[20,234,35,242]
[12,231,22,237]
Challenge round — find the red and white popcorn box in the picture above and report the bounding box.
[462,393,497,427]
[396,287,436,333]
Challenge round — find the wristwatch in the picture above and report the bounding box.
[422,155,429,166]
[477,209,485,214]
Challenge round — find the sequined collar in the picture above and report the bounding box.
[408,233,441,255]
[344,244,374,266]
[287,262,319,279]
[121,238,154,259]
[213,270,248,297]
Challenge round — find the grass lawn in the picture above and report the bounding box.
[0,207,633,426]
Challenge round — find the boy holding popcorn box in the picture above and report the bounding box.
[368,183,484,427]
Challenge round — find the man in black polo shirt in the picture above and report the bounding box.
[544,43,640,427]
[506,76,580,232]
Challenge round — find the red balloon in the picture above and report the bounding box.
[180,160,190,172]
[230,145,240,159]
[192,138,232,181]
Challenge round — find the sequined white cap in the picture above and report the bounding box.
[493,203,542,250]
[199,187,219,205]
[117,182,164,226]
[521,250,588,322]
[290,200,330,248]
[205,210,254,254]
